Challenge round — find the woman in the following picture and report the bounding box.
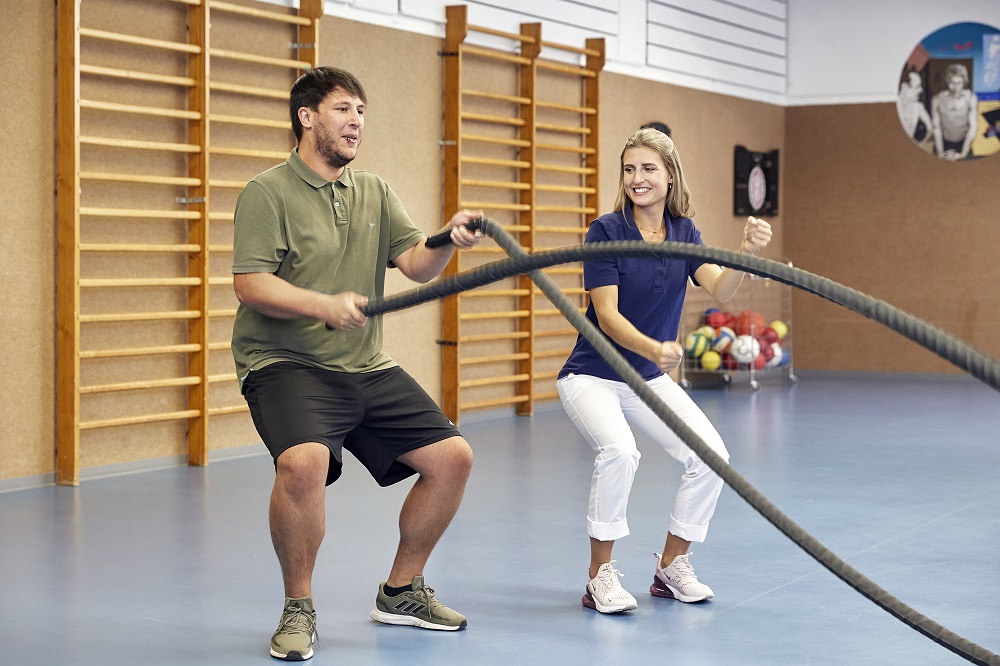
[557,127,771,613]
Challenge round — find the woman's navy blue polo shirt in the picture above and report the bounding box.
[558,206,704,382]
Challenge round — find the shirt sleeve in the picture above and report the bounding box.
[385,183,424,267]
[232,181,286,274]
[583,220,620,290]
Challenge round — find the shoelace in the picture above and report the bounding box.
[277,607,316,636]
[669,555,698,582]
[598,561,625,588]
[415,584,442,610]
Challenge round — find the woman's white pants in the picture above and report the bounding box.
[557,373,730,543]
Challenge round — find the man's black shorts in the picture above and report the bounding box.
[241,362,462,486]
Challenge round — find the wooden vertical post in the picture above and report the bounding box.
[298,0,323,68]
[517,22,541,416]
[440,4,467,423]
[185,1,211,466]
[56,0,81,486]
[584,39,605,219]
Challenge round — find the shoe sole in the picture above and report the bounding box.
[370,608,467,631]
[650,576,713,603]
[269,646,314,661]
[582,588,637,614]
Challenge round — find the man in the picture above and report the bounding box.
[896,70,932,144]
[232,66,483,661]
[931,63,978,160]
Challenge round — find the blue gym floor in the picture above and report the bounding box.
[2,371,998,665]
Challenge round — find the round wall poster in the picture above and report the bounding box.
[897,22,1000,161]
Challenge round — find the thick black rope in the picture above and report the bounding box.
[362,218,1000,665]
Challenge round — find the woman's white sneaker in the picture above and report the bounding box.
[650,552,714,603]
[583,561,638,613]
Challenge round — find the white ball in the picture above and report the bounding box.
[766,342,783,368]
[731,335,760,364]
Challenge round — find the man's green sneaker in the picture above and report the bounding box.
[270,597,317,661]
[370,576,467,631]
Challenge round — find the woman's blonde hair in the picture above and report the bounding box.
[613,127,695,218]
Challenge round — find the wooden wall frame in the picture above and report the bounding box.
[441,4,605,423]
[55,0,322,485]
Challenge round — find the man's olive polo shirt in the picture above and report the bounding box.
[231,148,424,379]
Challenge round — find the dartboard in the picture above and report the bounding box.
[748,164,766,212]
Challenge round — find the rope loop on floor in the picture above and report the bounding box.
[361,218,999,665]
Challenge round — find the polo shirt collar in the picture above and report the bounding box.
[287,147,354,189]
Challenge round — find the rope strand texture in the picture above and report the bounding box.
[363,218,999,665]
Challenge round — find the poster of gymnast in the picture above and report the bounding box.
[896,21,1000,161]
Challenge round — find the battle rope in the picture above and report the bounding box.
[361,218,999,665]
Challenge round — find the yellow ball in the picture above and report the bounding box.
[700,350,722,371]
[696,325,717,339]
[770,320,788,339]
[684,331,711,358]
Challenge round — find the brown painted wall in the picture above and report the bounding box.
[785,104,1000,373]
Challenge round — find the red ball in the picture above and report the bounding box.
[752,353,766,370]
[760,342,775,362]
[736,310,765,336]
[721,352,738,370]
[760,326,779,345]
[705,311,727,328]
[722,312,737,329]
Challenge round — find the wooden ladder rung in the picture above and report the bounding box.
[536,183,596,194]
[462,289,531,298]
[460,310,530,321]
[460,373,531,389]
[535,328,579,338]
[79,409,201,430]
[537,60,596,78]
[209,80,288,100]
[208,405,250,416]
[80,343,201,359]
[208,179,250,189]
[536,307,586,317]
[81,136,201,153]
[80,376,202,394]
[80,277,202,288]
[533,225,588,234]
[460,44,531,66]
[81,99,201,120]
[462,112,525,127]
[541,40,603,57]
[210,146,289,159]
[80,243,201,253]
[536,122,591,136]
[79,27,201,54]
[535,142,596,155]
[80,207,201,219]
[460,332,531,343]
[209,309,238,318]
[467,23,536,44]
[80,64,195,87]
[80,171,202,186]
[460,352,531,366]
[210,48,311,70]
[536,163,596,175]
[537,100,596,115]
[209,113,288,129]
[461,156,531,169]
[463,89,531,105]
[461,133,531,148]
[209,0,312,26]
[80,310,201,323]
[460,178,530,190]
[207,373,237,383]
[535,204,597,214]
[208,276,234,285]
[459,201,531,212]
